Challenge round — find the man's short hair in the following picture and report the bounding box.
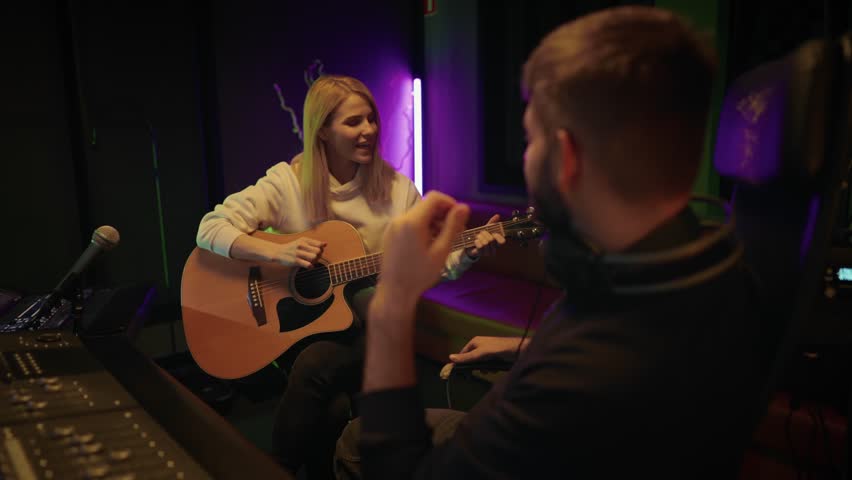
[522,6,719,202]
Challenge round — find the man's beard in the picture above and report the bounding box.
[528,156,574,234]
[529,156,608,301]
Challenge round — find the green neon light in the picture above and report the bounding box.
[151,136,170,288]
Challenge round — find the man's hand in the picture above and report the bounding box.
[378,191,470,300]
[449,336,530,364]
[465,214,506,259]
[364,191,469,393]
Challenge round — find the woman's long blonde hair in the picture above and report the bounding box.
[299,75,395,222]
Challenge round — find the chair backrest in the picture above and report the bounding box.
[716,30,851,334]
[713,30,852,455]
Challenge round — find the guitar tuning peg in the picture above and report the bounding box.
[526,206,535,215]
[511,209,520,218]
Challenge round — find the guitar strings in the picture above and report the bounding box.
[254,218,533,292]
[253,219,532,292]
[255,253,382,290]
[253,218,535,292]
[253,222,506,290]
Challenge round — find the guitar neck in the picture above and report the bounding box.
[327,222,508,286]
[327,252,383,286]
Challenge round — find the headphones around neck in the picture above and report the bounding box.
[547,195,744,299]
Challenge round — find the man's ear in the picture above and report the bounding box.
[555,128,580,194]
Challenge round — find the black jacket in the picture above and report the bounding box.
[359,208,770,479]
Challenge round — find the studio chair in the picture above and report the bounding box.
[713,31,852,471]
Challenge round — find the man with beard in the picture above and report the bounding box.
[335,6,768,479]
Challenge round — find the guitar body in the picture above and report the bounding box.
[181,221,366,379]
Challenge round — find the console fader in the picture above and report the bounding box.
[0,331,212,480]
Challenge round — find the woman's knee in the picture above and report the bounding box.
[334,418,362,480]
[288,340,361,387]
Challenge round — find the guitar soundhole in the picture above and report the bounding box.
[292,265,332,300]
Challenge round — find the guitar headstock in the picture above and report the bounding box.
[503,206,546,245]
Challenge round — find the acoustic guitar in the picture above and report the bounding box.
[181,209,543,379]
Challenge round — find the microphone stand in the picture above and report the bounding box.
[61,272,87,335]
[70,282,85,335]
[37,272,85,334]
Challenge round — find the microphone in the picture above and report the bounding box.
[47,225,121,306]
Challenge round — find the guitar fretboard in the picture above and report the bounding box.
[327,223,507,286]
[328,253,382,284]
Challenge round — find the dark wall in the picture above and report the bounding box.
[0,1,417,312]
[422,0,483,202]
[1,2,83,294]
[72,1,208,305]
[725,0,851,85]
[1,1,209,309]
[211,1,416,197]
[477,0,653,195]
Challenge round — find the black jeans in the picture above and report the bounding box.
[272,280,375,480]
[334,408,467,479]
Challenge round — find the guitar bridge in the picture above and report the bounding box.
[247,266,267,326]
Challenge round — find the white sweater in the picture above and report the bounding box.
[196,158,474,279]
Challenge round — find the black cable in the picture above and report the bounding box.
[516,280,545,361]
[808,407,819,480]
[445,238,551,408]
[787,399,804,480]
[814,405,840,478]
[446,263,548,408]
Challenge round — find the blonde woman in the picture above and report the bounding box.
[196,75,503,479]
